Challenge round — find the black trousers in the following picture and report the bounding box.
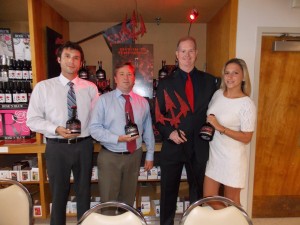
[159,145,207,225]
[45,138,94,225]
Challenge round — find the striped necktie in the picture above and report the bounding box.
[67,82,76,118]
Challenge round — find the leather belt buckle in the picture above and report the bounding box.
[68,138,76,144]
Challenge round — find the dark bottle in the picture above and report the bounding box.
[158,60,168,80]
[66,106,81,134]
[78,60,89,80]
[124,112,139,137]
[19,81,28,103]
[199,114,215,141]
[28,60,33,80]
[153,78,158,99]
[103,79,112,93]
[171,58,179,73]
[95,61,106,80]
[8,58,16,80]
[12,81,20,103]
[26,81,32,102]
[22,60,30,80]
[15,60,23,80]
[0,55,9,82]
[0,82,5,103]
[5,81,13,104]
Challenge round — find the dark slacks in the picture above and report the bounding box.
[45,138,93,225]
[159,144,207,225]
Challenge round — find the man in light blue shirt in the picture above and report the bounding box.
[89,62,154,208]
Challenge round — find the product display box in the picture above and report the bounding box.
[0,108,35,140]
[12,32,31,61]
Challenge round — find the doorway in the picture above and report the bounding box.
[252,35,300,217]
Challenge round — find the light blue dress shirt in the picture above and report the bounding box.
[89,88,155,161]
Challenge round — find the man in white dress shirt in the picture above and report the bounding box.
[26,41,98,225]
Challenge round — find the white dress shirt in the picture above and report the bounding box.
[26,74,98,138]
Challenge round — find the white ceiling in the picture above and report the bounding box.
[0,0,228,23]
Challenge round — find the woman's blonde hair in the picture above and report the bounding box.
[220,58,252,96]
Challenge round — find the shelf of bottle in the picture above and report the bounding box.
[0,142,162,154]
[0,103,29,109]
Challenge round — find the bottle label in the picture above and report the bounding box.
[19,93,28,103]
[66,123,81,134]
[15,70,22,79]
[9,70,16,79]
[13,93,20,103]
[125,126,139,137]
[22,71,30,79]
[5,94,12,103]
[0,93,5,103]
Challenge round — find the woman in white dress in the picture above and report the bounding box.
[203,58,256,208]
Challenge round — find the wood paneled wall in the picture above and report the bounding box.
[28,0,69,86]
[206,0,238,77]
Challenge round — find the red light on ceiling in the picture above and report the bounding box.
[189,9,199,22]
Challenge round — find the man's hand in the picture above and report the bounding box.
[55,126,80,139]
[144,160,153,171]
[169,129,187,144]
[118,134,139,143]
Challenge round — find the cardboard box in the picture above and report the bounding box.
[20,170,31,181]
[33,205,42,217]
[31,167,39,181]
[141,196,151,215]
[147,166,158,180]
[138,167,147,180]
[9,170,20,181]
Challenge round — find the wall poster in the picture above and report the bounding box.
[112,44,153,99]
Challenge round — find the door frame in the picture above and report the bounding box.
[247,26,300,217]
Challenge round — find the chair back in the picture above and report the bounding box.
[0,178,34,225]
[77,201,147,225]
[179,196,253,225]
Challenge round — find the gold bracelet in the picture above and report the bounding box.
[220,127,226,135]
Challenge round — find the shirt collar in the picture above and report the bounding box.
[179,67,196,79]
[59,74,79,86]
[115,88,134,99]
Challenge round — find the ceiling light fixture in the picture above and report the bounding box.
[188,8,199,36]
[189,8,199,22]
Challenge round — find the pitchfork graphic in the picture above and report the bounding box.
[155,90,190,128]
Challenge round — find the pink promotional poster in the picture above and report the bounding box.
[0,109,33,139]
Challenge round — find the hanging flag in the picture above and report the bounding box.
[103,19,134,52]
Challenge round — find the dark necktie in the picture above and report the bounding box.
[185,73,194,112]
[67,82,76,118]
[122,94,137,153]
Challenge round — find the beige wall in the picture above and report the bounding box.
[0,21,29,33]
[70,22,207,82]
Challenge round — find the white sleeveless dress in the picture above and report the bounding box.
[205,89,256,188]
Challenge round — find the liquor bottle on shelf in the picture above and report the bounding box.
[19,81,28,103]
[28,60,32,80]
[152,78,157,99]
[158,60,168,80]
[0,82,5,104]
[15,60,23,80]
[95,61,106,80]
[171,58,179,74]
[8,58,16,80]
[66,106,81,134]
[22,60,30,80]
[103,79,112,93]
[0,55,9,82]
[124,112,139,137]
[78,60,89,80]
[5,81,13,104]
[12,81,20,103]
[26,81,32,102]
[199,114,215,141]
